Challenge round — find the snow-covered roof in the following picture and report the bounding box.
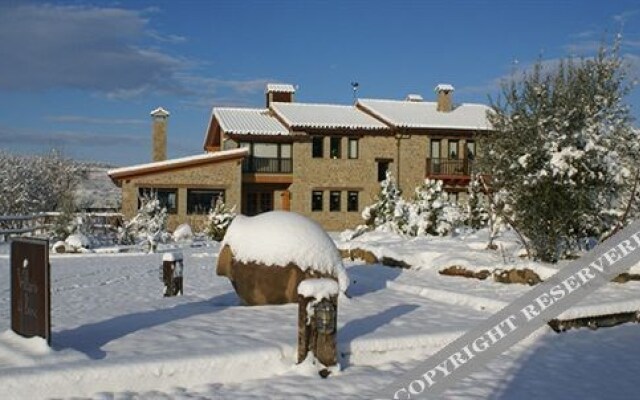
[150,107,170,117]
[266,83,296,93]
[107,148,248,180]
[435,84,455,93]
[214,108,290,136]
[357,99,492,130]
[270,102,389,131]
[405,94,424,102]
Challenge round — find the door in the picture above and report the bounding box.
[244,192,274,216]
[281,190,291,211]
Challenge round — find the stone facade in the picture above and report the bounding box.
[120,159,242,231]
[284,132,477,230]
[288,134,395,231]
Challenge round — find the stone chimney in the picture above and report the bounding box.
[150,107,170,162]
[435,84,454,112]
[266,83,296,107]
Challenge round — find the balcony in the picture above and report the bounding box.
[242,157,292,174]
[426,158,472,177]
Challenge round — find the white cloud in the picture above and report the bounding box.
[613,9,639,23]
[46,115,146,125]
[0,125,146,147]
[0,4,188,95]
[0,3,269,107]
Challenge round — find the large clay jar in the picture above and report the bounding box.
[216,212,348,306]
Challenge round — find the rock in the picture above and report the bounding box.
[52,241,67,254]
[338,248,378,264]
[493,268,542,286]
[381,256,412,269]
[65,233,91,251]
[339,249,351,260]
[549,311,640,333]
[439,266,491,280]
[611,273,640,283]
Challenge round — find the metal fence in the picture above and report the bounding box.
[426,158,473,176]
[242,157,293,174]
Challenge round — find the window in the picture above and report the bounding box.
[312,191,323,211]
[312,136,323,158]
[430,139,442,174]
[377,161,390,182]
[187,189,224,214]
[466,140,476,161]
[348,138,359,159]
[330,191,341,212]
[139,188,177,214]
[448,140,459,159]
[347,191,359,212]
[281,143,292,159]
[330,137,341,159]
[430,139,441,159]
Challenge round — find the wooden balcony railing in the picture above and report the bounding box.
[426,158,473,177]
[242,157,293,174]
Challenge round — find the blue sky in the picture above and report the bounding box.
[1,0,639,166]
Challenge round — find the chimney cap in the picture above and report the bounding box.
[434,84,455,93]
[405,94,424,102]
[265,83,296,94]
[150,107,170,117]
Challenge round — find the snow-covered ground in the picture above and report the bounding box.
[0,231,639,399]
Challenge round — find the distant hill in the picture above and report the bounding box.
[75,164,121,211]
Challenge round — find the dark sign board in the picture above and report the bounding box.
[11,238,51,345]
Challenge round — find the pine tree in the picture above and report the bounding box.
[362,171,408,233]
[119,193,168,252]
[478,37,637,262]
[206,198,236,241]
[465,174,489,230]
[407,179,450,236]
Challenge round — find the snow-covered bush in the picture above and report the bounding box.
[0,149,80,216]
[119,193,168,252]
[206,198,236,241]
[362,171,409,233]
[478,38,639,262]
[173,224,193,241]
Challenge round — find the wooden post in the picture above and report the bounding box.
[161,252,183,296]
[297,279,339,378]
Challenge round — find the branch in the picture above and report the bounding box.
[479,175,532,259]
[602,168,640,242]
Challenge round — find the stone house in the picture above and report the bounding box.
[109,84,491,231]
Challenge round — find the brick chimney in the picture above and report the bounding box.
[435,84,454,112]
[265,83,296,107]
[150,107,170,162]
